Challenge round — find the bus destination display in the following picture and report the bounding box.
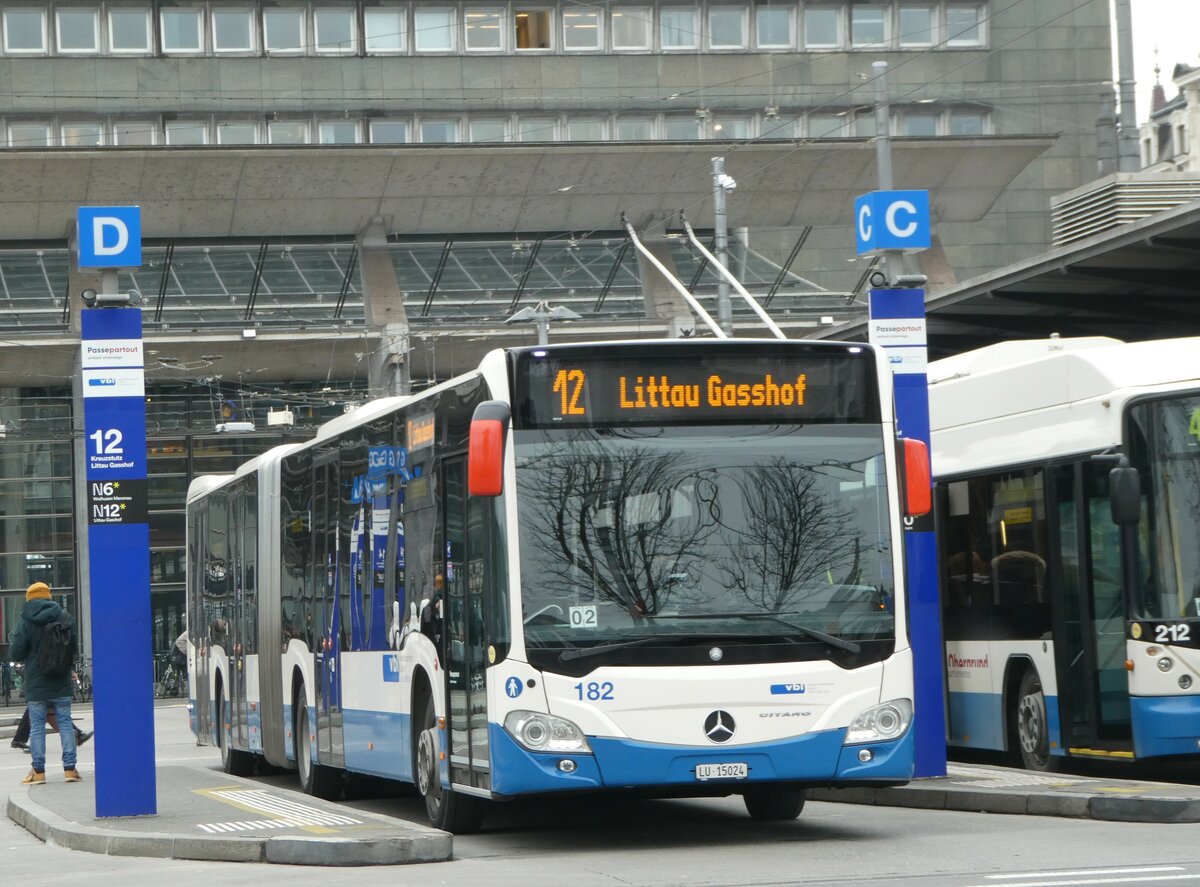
[515,347,878,427]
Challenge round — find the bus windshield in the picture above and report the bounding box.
[1128,393,1200,620]
[514,423,896,668]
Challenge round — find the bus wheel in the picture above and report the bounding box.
[1015,669,1059,772]
[415,695,485,834]
[296,696,342,800]
[743,785,806,821]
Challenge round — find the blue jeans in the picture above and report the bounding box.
[29,697,77,773]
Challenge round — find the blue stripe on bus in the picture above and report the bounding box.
[342,708,414,781]
[489,723,913,796]
[1131,695,1200,758]
[948,690,1065,757]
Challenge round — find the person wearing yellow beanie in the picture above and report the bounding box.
[10,582,82,785]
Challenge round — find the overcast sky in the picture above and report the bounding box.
[1130,0,1200,122]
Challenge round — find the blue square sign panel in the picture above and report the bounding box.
[854,190,931,255]
[78,206,142,269]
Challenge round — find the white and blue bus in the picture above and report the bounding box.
[932,336,1200,771]
[187,339,929,832]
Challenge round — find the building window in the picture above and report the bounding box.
[565,117,604,140]
[314,7,355,53]
[165,121,208,144]
[808,113,844,138]
[755,6,791,48]
[902,111,938,136]
[161,8,202,52]
[761,113,798,137]
[419,120,458,142]
[850,5,886,47]
[1177,125,1188,156]
[109,9,151,52]
[708,7,746,48]
[562,9,600,49]
[364,8,404,52]
[268,121,308,144]
[4,9,47,52]
[56,8,99,53]
[660,7,697,49]
[264,8,305,52]
[854,112,876,137]
[949,110,985,135]
[318,120,359,143]
[113,121,156,145]
[9,122,51,147]
[62,122,103,146]
[802,6,839,48]
[217,121,258,144]
[664,116,699,140]
[211,9,254,52]
[611,6,650,49]
[711,115,750,138]
[464,9,503,50]
[414,9,454,50]
[469,119,507,142]
[616,117,653,140]
[370,119,409,142]
[945,3,983,46]
[514,9,551,49]
[517,117,556,141]
[897,4,935,46]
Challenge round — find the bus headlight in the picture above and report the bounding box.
[504,711,592,754]
[844,699,913,745]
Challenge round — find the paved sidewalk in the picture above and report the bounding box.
[6,764,452,865]
[811,762,1200,823]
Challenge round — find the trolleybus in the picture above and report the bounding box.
[931,335,1200,770]
[187,339,929,831]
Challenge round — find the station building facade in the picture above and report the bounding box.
[0,0,1114,667]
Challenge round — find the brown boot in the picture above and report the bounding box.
[21,769,45,785]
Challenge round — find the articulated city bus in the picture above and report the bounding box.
[931,336,1200,770]
[186,339,929,832]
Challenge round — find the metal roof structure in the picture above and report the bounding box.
[824,198,1200,358]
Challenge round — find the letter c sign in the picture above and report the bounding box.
[854,190,931,255]
[78,206,142,269]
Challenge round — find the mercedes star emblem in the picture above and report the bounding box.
[708,646,724,662]
[704,710,736,743]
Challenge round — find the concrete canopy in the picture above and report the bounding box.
[0,136,1053,240]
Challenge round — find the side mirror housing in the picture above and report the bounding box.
[1109,463,1141,526]
[901,437,931,518]
[468,400,511,497]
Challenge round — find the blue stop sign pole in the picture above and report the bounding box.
[78,206,157,817]
[857,189,946,780]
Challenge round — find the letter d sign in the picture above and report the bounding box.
[78,206,142,269]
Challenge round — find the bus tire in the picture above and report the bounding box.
[742,785,806,820]
[414,694,485,834]
[1015,668,1059,772]
[295,692,342,800]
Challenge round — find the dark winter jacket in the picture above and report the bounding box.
[10,599,77,702]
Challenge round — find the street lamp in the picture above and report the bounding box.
[506,299,582,345]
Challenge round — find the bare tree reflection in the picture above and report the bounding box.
[520,441,720,619]
[719,458,858,612]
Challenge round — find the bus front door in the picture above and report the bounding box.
[1052,464,1133,753]
[442,457,491,792]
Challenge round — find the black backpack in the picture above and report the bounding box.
[37,614,74,676]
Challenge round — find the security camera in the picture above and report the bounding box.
[893,274,928,289]
[867,270,889,289]
[80,289,138,308]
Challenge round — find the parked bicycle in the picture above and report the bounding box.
[2,661,22,707]
[155,652,185,698]
[73,659,93,703]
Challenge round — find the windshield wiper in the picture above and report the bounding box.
[558,635,718,662]
[734,613,861,653]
